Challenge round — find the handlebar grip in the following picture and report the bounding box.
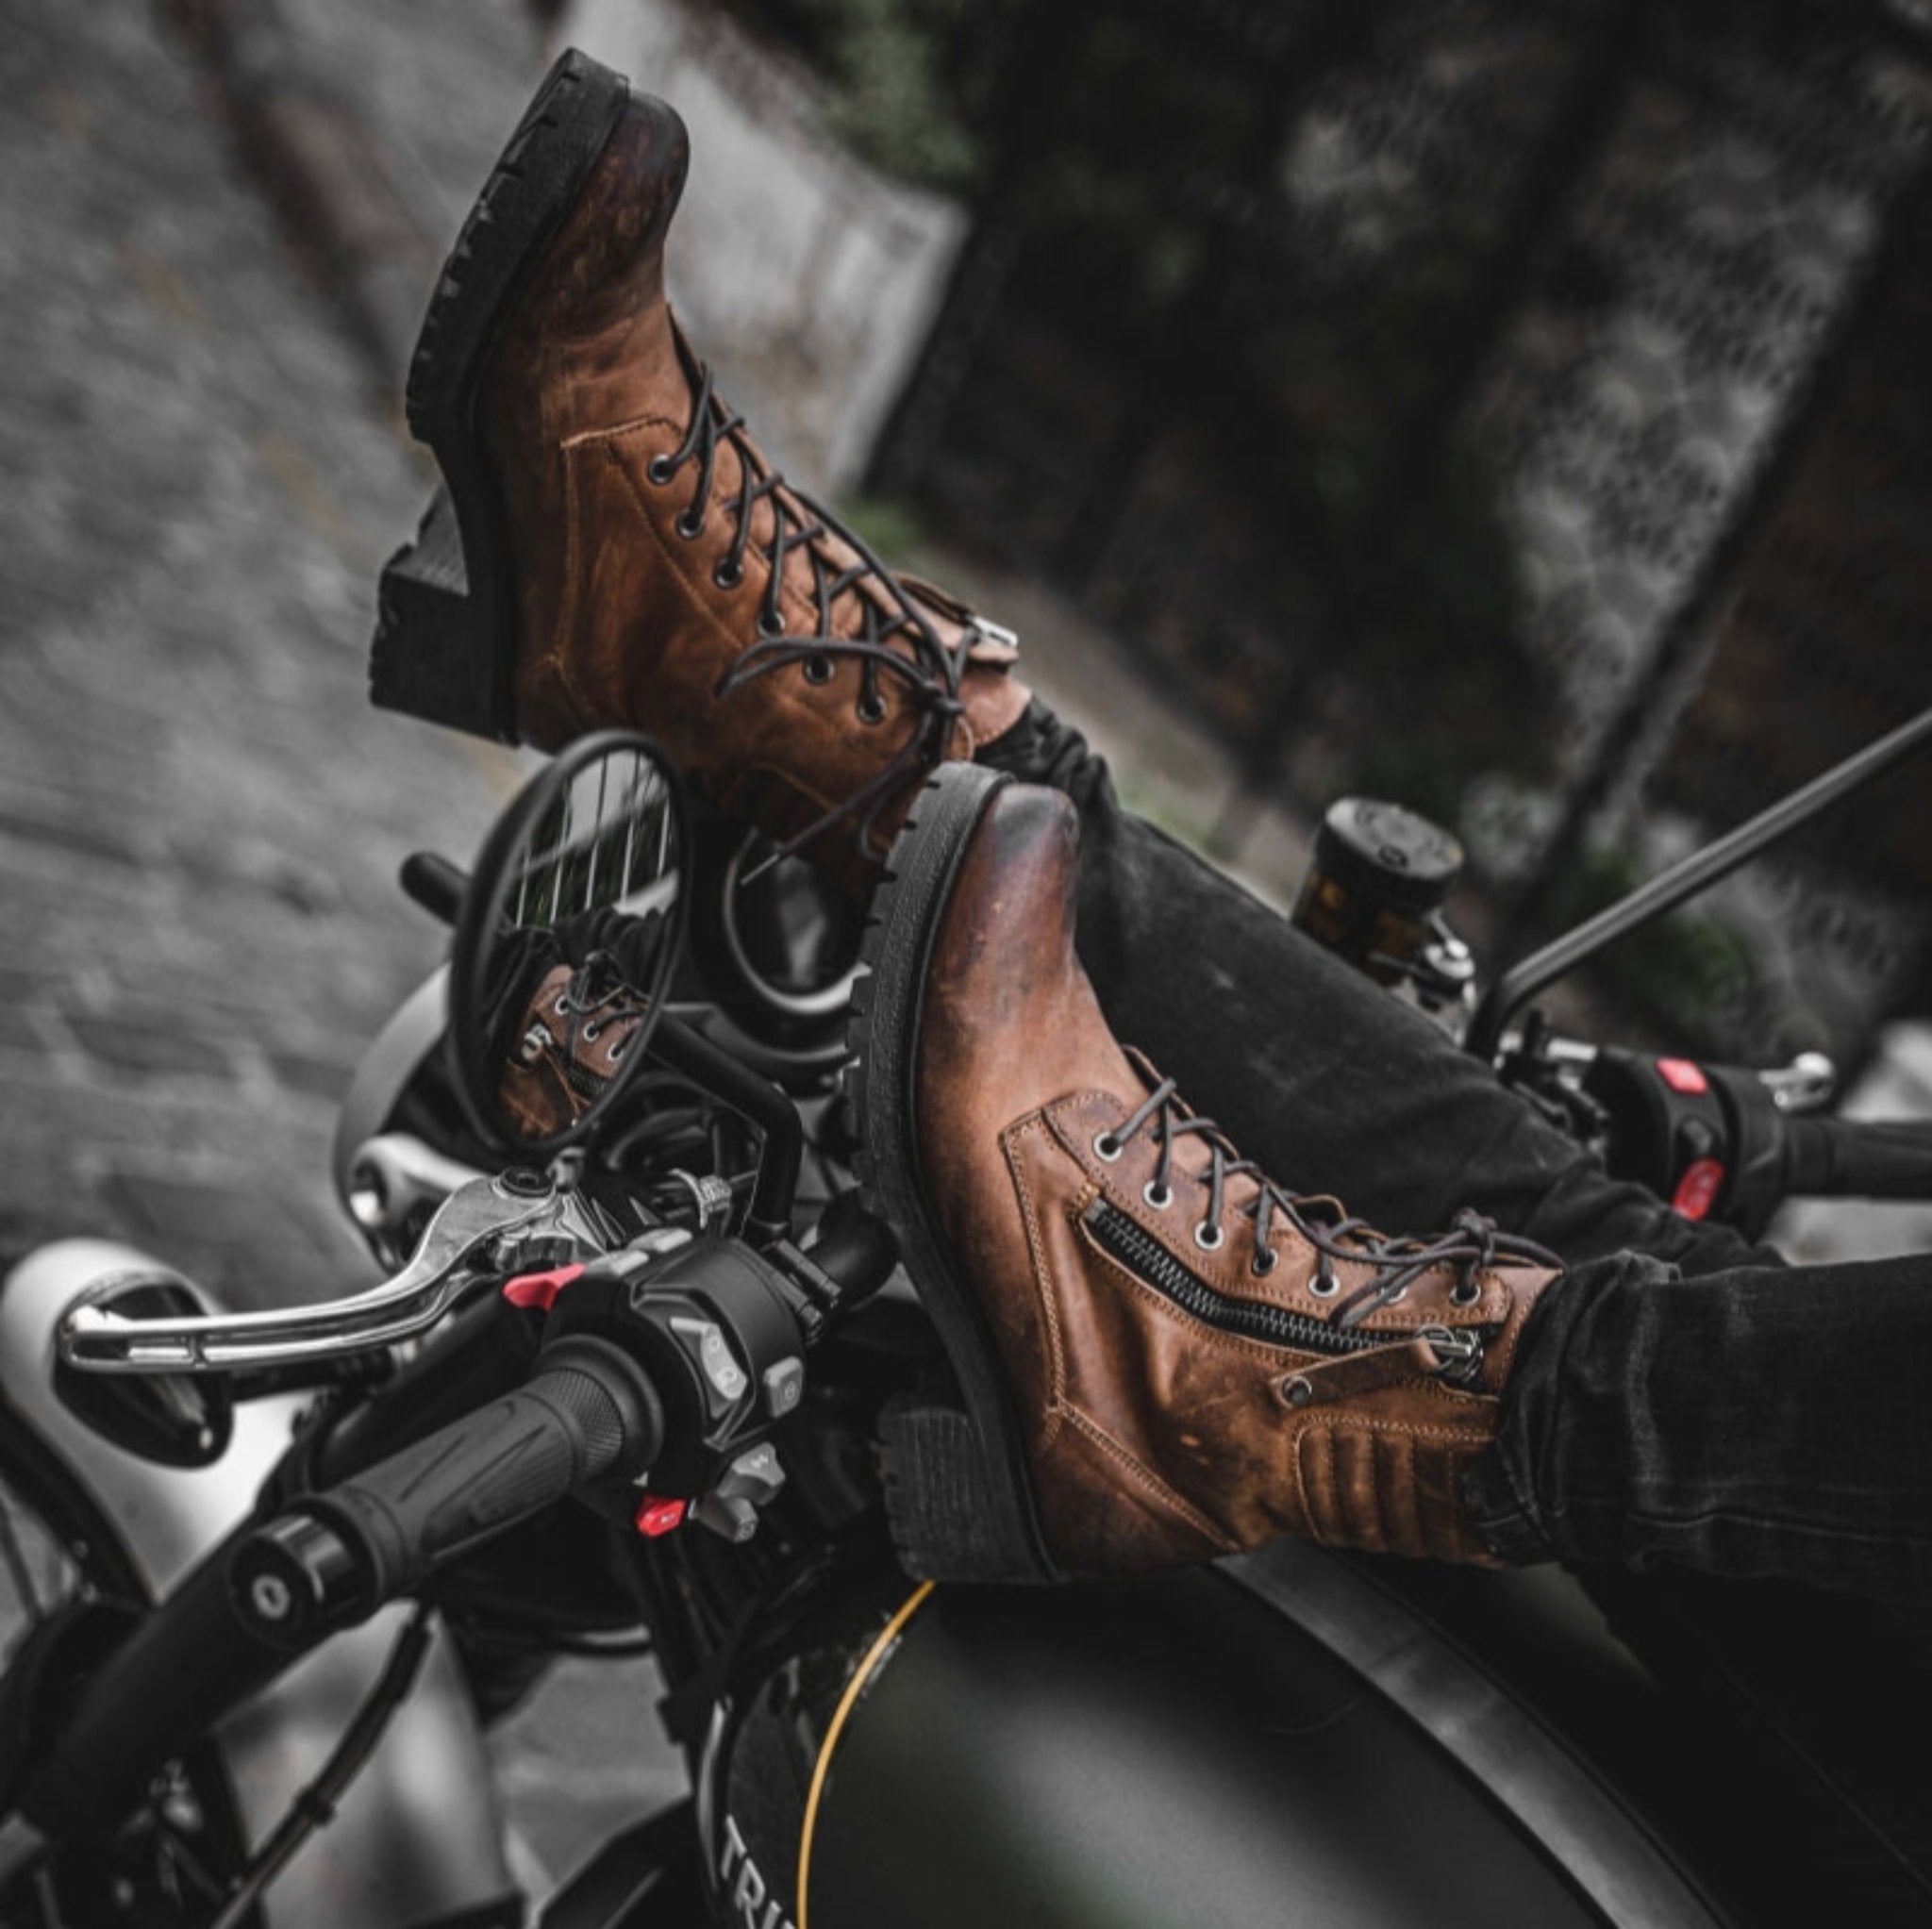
[399,850,469,925]
[230,1336,661,1645]
[1779,1114,1932,1203]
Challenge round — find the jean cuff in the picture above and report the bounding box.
[1462,1441,1556,1566]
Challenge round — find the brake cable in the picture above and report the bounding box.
[203,1605,434,1929]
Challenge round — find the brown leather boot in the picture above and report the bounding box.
[849,763,1561,1582]
[372,49,1028,887]
[495,961,642,1142]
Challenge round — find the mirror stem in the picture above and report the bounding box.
[1466,703,1932,1064]
[649,1013,803,1240]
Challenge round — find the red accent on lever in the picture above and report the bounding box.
[1657,1056,1710,1095]
[501,1264,586,1313]
[636,1497,688,1538]
[1671,1158,1724,1221]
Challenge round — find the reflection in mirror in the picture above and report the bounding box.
[447,733,690,1158]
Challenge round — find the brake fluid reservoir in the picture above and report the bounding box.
[1291,796,1466,986]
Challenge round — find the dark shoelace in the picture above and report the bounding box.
[541,955,651,1097]
[1096,1077,1561,1327]
[648,344,985,873]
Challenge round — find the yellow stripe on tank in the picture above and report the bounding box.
[795,1579,937,1929]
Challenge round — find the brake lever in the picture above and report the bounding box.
[58,1172,607,1374]
[343,1131,492,1269]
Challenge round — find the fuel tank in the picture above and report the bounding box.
[700,1539,1724,1929]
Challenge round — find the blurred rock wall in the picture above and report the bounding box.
[562,0,967,493]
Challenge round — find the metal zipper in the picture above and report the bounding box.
[1084,1200,1484,1374]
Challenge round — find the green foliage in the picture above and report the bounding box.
[835,492,929,561]
[816,0,978,189]
[716,0,1008,191]
[1294,429,1552,825]
[1553,844,1764,1047]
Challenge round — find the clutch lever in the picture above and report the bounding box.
[58,1172,606,1374]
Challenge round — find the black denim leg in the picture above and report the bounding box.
[1469,1246,1932,1601]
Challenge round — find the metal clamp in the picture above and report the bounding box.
[58,1173,608,1375]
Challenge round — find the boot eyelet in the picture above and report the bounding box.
[646,456,676,486]
[1309,1270,1340,1299]
[1250,1249,1279,1278]
[802,654,834,686]
[582,1021,604,1042]
[858,692,889,724]
[1193,1222,1224,1253]
[1092,1132,1124,1163]
[1281,1374,1314,1409]
[1142,1181,1173,1210]
[713,559,744,590]
[1450,1278,1483,1306]
[1385,1284,1409,1305]
[758,609,786,638]
[675,509,706,540]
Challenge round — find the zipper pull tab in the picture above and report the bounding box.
[1417,1324,1485,1381]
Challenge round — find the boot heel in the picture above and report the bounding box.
[878,1392,1051,1584]
[374,48,630,744]
[853,765,1062,1586]
[370,487,512,741]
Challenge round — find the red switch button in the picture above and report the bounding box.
[501,1264,585,1312]
[636,1497,689,1538]
[1657,1057,1709,1095]
[1671,1158,1724,1221]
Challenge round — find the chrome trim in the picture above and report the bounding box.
[57,1173,594,1374]
[345,1133,491,1268]
[667,1168,734,1232]
[1762,1050,1837,1114]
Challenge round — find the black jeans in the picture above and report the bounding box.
[982,704,1932,1605]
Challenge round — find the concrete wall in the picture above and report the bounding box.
[561,0,966,495]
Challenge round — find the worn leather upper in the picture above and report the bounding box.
[915,783,1559,1573]
[479,94,1028,885]
[496,962,640,1140]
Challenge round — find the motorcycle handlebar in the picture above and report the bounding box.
[1778,1114,1932,1204]
[229,1334,663,1647]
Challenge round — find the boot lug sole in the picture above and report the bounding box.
[849,762,1061,1585]
[371,47,630,743]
